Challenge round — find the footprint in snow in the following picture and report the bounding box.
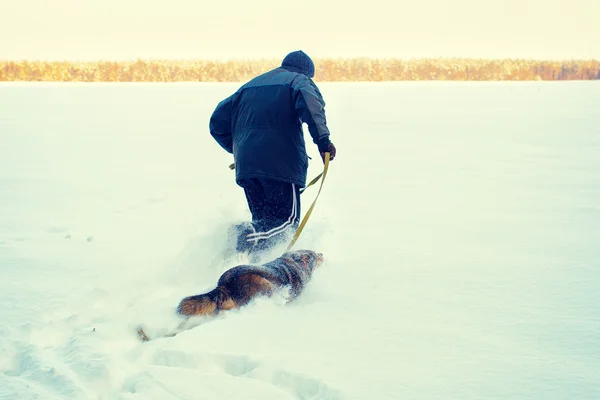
[125,350,344,400]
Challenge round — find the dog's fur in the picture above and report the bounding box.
[177,250,323,317]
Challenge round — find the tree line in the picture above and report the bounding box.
[1,58,598,82]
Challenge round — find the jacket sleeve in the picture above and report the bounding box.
[292,76,332,151]
[209,95,234,153]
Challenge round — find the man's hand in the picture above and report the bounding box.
[320,142,336,162]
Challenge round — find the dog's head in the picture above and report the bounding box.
[283,249,324,272]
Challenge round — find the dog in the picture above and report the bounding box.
[177,249,324,317]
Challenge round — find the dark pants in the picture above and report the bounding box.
[232,178,301,255]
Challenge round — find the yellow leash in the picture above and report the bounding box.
[228,153,331,252]
[286,152,330,251]
[299,170,324,194]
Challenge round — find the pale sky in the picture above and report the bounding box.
[1,0,599,60]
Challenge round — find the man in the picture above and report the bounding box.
[209,50,336,259]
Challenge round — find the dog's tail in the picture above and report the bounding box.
[176,286,236,317]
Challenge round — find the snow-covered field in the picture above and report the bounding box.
[1,81,599,400]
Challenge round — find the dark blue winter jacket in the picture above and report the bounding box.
[209,65,331,188]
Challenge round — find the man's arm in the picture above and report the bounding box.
[209,95,234,153]
[292,77,335,160]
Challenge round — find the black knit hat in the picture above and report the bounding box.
[281,50,315,78]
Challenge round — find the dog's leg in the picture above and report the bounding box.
[225,274,276,307]
[177,271,276,317]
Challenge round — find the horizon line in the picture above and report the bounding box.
[3,56,600,63]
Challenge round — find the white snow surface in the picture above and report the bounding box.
[1,81,600,400]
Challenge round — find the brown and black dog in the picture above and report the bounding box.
[177,250,324,317]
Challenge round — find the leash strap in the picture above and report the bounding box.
[286,152,330,252]
[299,171,323,194]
